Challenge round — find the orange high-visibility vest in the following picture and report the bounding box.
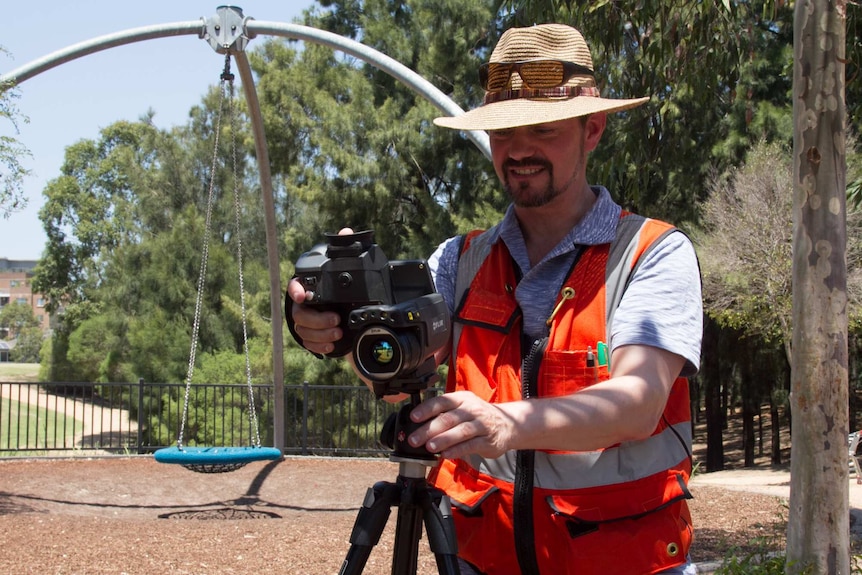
[429,213,694,575]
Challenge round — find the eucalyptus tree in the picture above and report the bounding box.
[788,0,849,570]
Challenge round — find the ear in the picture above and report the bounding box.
[583,113,607,152]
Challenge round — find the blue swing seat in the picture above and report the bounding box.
[154,445,282,473]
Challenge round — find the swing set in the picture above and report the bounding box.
[1,6,489,473]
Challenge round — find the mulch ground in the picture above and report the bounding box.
[0,456,795,574]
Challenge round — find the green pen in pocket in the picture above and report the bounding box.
[597,341,609,367]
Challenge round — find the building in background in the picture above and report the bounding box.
[0,259,50,333]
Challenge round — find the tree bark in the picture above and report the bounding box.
[788,1,850,573]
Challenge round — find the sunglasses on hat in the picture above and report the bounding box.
[479,59,596,92]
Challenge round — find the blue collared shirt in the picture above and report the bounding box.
[428,186,702,375]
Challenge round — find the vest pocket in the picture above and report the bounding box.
[537,472,693,574]
[430,459,513,574]
[540,349,608,397]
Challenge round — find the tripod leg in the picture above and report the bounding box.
[339,482,400,575]
[422,488,461,575]
[390,496,424,575]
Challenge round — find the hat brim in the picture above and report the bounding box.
[434,95,649,131]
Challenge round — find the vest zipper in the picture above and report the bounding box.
[513,337,547,575]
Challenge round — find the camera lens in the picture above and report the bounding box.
[370,340,395,364]
[353,326,421,381]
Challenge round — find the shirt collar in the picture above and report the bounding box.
[494,186,622,268]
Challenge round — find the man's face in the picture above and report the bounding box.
[489,116,601,208]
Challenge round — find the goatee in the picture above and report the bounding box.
[503,158,561,208]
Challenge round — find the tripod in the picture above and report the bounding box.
[338,397,461,575]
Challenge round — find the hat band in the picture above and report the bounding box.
[483,86,601,105]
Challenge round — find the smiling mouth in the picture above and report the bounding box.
[511,166,543,176]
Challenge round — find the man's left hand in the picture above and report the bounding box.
[407,391,518,460]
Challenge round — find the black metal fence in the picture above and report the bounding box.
[0,380,436,457]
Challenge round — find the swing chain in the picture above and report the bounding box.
[177,55,267,450]
[220,53,235,83]
[225,59,264,449]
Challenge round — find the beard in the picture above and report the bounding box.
[502,130,586,209]
[502,157,582,209]
[502,158,559,208]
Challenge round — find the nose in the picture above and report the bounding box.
[505,128,536,161]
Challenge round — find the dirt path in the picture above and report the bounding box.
[0,376,136,452]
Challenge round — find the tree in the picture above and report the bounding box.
[788,0,850,571]
[497,1,798,226]
[11,326,42,363]
[699,142,797,358]
[251,0,503,265]
[697,143,795,469]
[0,301,39,339]
[0,47,31,217]
[0,302,42,364]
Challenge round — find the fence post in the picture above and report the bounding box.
[302,381,309,456]
[137,378,145,454]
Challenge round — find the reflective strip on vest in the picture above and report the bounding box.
[462,421,692,489]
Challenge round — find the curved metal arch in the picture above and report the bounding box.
[0,17,490,155]
[0,8,489,454]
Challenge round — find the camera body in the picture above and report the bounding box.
[292,230,450,397]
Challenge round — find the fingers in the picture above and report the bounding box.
[408,392,511,459]
[287,278,343,355]
[286,277,311,304]
[286,227,356,356]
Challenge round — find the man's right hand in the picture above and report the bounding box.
[286,227,356,356]
[285,278,345,356]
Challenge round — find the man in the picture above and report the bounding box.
[288,23,702,575]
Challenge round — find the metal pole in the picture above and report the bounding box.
[137,378,145,454]
[0,21,206,87]
[244,19,491,159]
[302,381,309,456]
[234,51,285,454]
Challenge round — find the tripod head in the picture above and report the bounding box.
[380,392,438,467]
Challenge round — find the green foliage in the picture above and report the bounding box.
[714,545,794,575]
[10,326,42,363]
[251,0,503,263]
[0,301,39,338]
[0,47,31,218]
[695,141,794,356]
[66,314,128,383]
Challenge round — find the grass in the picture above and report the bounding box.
[0,363,83,452]
[0,398,82,451]
[0,363,40,382]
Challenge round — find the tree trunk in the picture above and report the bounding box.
[770,396,782,465]
[740,343,757,467]
[702,315,725,472]
[850,333,860,432]
[758,407,764,457]
[742,391,756,467]
[788,1,850,573]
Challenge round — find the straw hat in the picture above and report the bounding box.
[434,24,649,131]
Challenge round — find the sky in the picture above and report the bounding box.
[2,1,317,261]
